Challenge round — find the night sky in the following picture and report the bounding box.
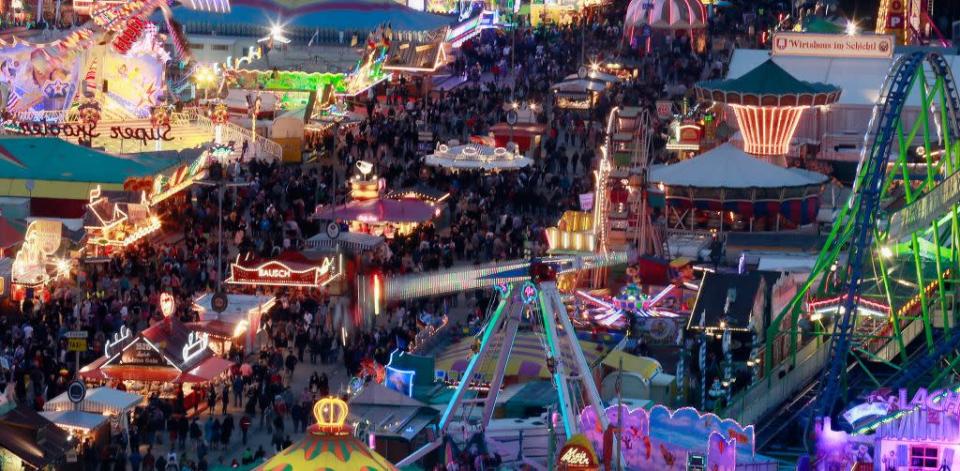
[837,0,959,38]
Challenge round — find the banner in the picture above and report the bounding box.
[772,32,894,59]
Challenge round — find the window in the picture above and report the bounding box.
[210,44,229,51]
[910,445,939,470]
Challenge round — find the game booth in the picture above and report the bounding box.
[78,316,234,414]
[190,293,277,353]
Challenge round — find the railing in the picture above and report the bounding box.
[180,109,282,161]
[723,337,829,425]
[868,318,923,362]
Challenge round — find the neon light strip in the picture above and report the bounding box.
[539,292,573,438]
[437,292,510,429]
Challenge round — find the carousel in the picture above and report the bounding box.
[423,142,533,172]
[650,143,828,231]
[314,161,440,239]
[256,396,398,471]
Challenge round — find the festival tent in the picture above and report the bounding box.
[171,0,454,34]
[0,137,178,217]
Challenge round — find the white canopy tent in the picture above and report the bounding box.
[650,144,828,188]
[44,387,143,415]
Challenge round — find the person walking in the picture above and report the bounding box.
[240,414,251,445]
[221,383,230,415]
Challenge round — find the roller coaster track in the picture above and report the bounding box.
[722,52,960,447]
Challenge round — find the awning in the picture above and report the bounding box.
[40,410,109,432]
[183,356,234,382]
[601,350,662,381]
[649,144,828,189]
[305,231,384,252]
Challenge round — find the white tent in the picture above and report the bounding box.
[650,144,828,188]
[44,387,143,415]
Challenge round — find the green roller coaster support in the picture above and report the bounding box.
[759,53,960,388]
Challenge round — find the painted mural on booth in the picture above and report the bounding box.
[579,404,755,470]
[0,33,92,114]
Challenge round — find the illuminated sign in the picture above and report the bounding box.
[120,338,166,366]
[159,292,176,317]
[557,435,599,470]
[104,325,131,357]
[113,16,148,55]
[181,332,209,364]
[12,121,174,145]
[771,32,894,59]
[446,16,482,48]
[226,257,339,288]
[866,387,960,415]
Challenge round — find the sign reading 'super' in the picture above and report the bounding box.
[226,257,340,288]
[772,32,894,59]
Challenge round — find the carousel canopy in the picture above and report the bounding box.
[695,59,842,107]
[315,198,437,223]
[435,332,604,382]
[171,0,453,33]
[257,397,397,471]
[650,144,828,189]
[625,0,707,32]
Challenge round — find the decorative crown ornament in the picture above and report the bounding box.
[313,396,350,434]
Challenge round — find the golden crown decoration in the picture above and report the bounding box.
[312,396,350,435]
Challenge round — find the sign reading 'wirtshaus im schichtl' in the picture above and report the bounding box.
[772,32,895,59]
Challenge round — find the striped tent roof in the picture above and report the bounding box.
[625,0,706,32]
[256,426,397,471]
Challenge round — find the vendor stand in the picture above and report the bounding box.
[488,122,546,155]
[82,188,161,261]
[190,293,277,353]
[0,405,73,470]
[551,79,604,111]
[38,410,110,451]
[78,317,234,414]
[44,387,142,449]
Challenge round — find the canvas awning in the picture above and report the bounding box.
[40,410,109,432]
[45,387,142,415]
[305,231,385,252]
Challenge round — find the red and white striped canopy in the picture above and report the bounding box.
[625,0,707,32]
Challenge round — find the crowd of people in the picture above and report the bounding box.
[0,0,805,469]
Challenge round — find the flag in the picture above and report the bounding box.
[308,28,319,47]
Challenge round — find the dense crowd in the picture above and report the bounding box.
[0,0,807,469]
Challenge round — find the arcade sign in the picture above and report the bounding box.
[866,387,960,416]
[772,32,894,59]
[226,257,339,288]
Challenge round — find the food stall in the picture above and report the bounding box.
[82,188,161,261]
[190,293,277,353]
[78,318,234,413]
[44,387,142,444]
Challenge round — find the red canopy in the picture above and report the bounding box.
[315,198,437,224]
